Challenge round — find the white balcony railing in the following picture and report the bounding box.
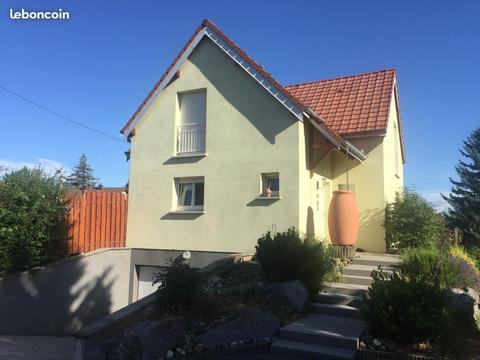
[176,123,205,154]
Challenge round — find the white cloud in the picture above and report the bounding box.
[418,190,451,213]
[0,158,69,175]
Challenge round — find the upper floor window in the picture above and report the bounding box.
[177,90,206,155]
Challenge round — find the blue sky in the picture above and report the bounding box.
[0,0,479,209]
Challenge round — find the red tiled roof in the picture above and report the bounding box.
[286,69,396,136]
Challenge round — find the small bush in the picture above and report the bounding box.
[254,227,337,298]
[155,256,202,309]
[361,269,454,344]
[400,247,460,288]
[385,190,444,252]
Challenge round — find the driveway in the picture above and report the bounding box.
[0,336,76,360]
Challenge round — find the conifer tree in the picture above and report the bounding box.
[67,154,98,190]
[443,127,480,247]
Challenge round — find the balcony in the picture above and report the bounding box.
[176,123,205,154]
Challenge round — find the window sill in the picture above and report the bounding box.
[172,153,207,159]
[256,196,282,200]
[168,210,205,215]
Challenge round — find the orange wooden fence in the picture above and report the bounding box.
[66,190,127,254]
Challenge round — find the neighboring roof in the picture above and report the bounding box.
[286,69,396,136]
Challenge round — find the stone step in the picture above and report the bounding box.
[321,282,369,297]
[352,253,401,267]
[341,274,373,286]
[343,264,396,277]
[316,293,363,307]
[310,303,361,319]
[278,314,366,350]
[271,339,357,360]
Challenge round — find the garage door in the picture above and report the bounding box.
[137,266,163,300]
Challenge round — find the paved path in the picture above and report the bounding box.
[0,336,76,360]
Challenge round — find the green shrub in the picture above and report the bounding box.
[466,246,480,270]
[385,190,444,253]
[361,269,454,344]
[400,247,460,288]
[401,246,480,290]
[155,256,202,308]
[254,227,337,298]
[449,246,480,291]
[0,167,68,276]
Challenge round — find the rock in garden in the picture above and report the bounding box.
[371,338,382,348]
[466,287,479,305]
[382,338,396,352]
[255,280,309,312]
[448,287,479,322]
[196,308,280,351]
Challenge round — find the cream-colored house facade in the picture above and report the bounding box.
[121,20,405,254]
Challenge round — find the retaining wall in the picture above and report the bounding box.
[0,248,236,335]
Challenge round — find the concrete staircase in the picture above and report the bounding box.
[271,252,400,359]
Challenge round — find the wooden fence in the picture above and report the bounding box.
[66,190,127,254]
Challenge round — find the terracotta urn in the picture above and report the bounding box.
[328,190,359,246]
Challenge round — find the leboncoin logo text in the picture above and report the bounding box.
[9,9,70,20]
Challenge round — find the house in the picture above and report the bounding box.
[121,19,405,254]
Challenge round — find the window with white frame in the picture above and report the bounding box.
[175,177,204,211]
[176,90,206,154]
[261,173,279,197]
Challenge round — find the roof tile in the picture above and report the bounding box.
[286,69,396,135]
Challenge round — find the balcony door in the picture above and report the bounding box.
[177,90,206,154]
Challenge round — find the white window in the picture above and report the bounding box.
[261,173,280,197]
[177,91,206,154]
[175,177,204,211]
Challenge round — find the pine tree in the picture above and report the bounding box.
[443,127,480,247]
[67,154,98,190]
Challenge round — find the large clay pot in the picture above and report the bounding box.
[328,190,359,246]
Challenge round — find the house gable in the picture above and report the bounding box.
[121,19,305,137]
[131,36,300,148]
